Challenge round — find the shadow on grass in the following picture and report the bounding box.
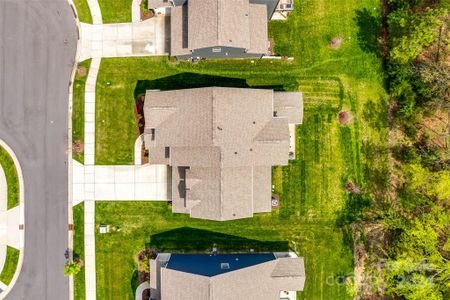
[362,99,388,131]
[134,72,287,98]
[147,227,289,253]
[354,8,382,56]
[134,73,249,98]
[130,269,139,299]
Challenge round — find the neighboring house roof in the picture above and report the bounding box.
[170,0,269,57]
[150,252,305,300]
[144,87,302,221]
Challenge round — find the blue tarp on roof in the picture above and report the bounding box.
[166,253,276,277]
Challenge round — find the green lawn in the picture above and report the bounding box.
[96,202,353,300]
[91,0,389,299]
[72,59,91,164]
[73,0,93,24]
[0,246,19,285]
[73,203,85,300]
[0,146,19,209]
[98,0,132,23]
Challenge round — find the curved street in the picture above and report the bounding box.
[0,0,77,299]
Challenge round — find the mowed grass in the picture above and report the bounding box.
[73,203,85,300]
[97,0,132,23]
[72,59,91,164]
[73,0,93,24]
[96,202,353,300]
[0,146,19,209]
[0,246,19,285]
[91,0,389,299]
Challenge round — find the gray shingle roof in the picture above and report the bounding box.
[153,253,305,300]
[170,0,269,56]
[144,87,302,221]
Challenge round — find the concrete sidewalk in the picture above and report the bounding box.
[79,17,170,61]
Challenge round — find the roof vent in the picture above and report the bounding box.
[220,263,230,270]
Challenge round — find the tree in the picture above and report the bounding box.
[388,8,446,64]
[414,61,450,110]
[404,163,450,201]
[383,208,450,299]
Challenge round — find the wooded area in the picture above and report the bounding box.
[355,1,449,299]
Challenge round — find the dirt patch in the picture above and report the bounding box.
[338,110,353,125]
[330,37,343,49]
[73,140,84,155]
[417,109,449,149]
[77,66,87,77]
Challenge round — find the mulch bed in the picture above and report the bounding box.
[73,140,84,155]
[135,94,146,136]
[77,66,87,77]
[140,1,155,21]
[330,37,343,49]
[338,111,353,125]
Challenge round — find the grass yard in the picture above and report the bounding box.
[97,0,132,23]
[96,202,353,300]
[73,0,93,24]
[90,0,389,299]
[0,146,19,209]
[73,59,91,164]
[0,246,19,285]
[73,203,85,300]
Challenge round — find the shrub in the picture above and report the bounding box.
[64,261,82,276]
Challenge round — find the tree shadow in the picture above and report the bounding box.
[146,227,289,253]
[354,8,382,56]
[362,98,388,131]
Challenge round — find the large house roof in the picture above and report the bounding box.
[170,0,269,56]
[144,87,302,221]
[150,252,305,300]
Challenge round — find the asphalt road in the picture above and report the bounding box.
[0,0,77,299]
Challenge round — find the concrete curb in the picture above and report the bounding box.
[66,1,84,299]
[0,140,25,299]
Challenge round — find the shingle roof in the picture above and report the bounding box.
[154,253,305,300]
[170,0,269,56]
[274,91,304,124]
[144,87,302,221]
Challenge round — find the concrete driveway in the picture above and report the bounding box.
[73,161,168,203]
[0,0,77,299]
[79,16,170,61]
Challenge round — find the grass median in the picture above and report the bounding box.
[73,0,93,24]
[73,203,85,300]
[0,146,19,209]
[0,246,19,285]
[72,59,92,164]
